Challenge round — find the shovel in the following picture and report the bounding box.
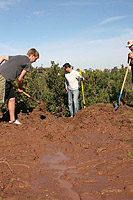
[115,59,131,110]
[22,91,46,112]
[80,69,86,108]
[14,85,46,112]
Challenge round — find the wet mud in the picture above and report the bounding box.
[0,103,133,200]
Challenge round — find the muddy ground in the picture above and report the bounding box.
[0,103,133,200]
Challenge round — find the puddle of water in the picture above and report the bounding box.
[41,151,70,164]
[41,151,80,199]
[41,151,76,178]
[58,179,80,200]
[29,149,108,199]
[41,151,71,177]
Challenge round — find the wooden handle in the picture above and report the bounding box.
[22,91,31,98]
[13,85,39,104]
[120,59,131,94]
[22,91,39,103]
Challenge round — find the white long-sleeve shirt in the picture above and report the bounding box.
[65,70,81,90]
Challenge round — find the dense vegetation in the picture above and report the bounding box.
[2,61,132,117]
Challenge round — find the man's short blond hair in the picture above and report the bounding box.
[27,48,39,58]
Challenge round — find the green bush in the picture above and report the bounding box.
[1,62,132,117]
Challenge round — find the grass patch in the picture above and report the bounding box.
[121,139,133,144]
[127,152,133,159]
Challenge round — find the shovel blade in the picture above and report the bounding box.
[115,93,122,110]
[39,100,46,112]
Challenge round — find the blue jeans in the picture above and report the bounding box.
[68,89,79,117]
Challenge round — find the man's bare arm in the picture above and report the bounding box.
[17,70,27,92]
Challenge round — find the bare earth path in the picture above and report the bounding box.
[0,103,133,200]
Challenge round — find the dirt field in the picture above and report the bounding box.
[0,103,133,200]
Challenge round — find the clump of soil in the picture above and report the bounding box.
[0,103,133,200]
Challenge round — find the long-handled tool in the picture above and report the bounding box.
[115,59,131,110]
[22,91,46,112]
[80,69,86,108]
[14,85,46,112]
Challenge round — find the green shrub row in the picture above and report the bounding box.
[2,62,132,117]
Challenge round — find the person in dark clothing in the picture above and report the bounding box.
[0,48,39,124]
[126,40,133,90]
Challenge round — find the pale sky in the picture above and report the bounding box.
[0,0,133,70]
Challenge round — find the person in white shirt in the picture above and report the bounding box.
[63,63,83,117]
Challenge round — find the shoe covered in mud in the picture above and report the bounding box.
[9,119,22,125]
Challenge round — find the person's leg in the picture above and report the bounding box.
[73,89,79,116]
[5,82,21,124]
[68,90,73,117]
[5,81,15,121]
[131,66,133,91]
[8,97,15,121]
[0,74,6,118]
[0,104,3,119]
